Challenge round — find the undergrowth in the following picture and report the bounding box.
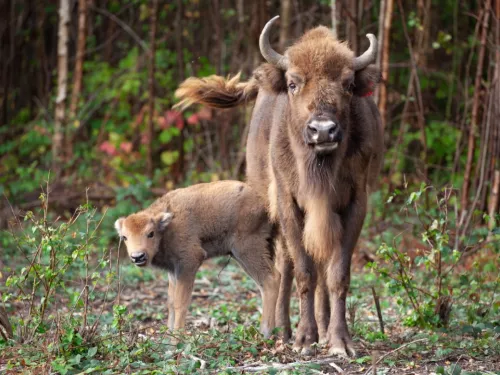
[0,183,499,374]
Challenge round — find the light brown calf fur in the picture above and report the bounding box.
[114,181,280,337]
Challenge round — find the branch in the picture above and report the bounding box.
[90,5,149,52]
[226,357,345,373]
[364,338,428,375]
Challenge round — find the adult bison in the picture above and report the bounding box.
[175,16,384,356]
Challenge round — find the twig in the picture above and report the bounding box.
[451,355,463,375]
[226,356,344,373]
[89,6,149,52]
[371,287,384,335]
[363,338,427,375]
[329,361,344,373]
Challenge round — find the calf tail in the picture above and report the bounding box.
[174,73,259,110]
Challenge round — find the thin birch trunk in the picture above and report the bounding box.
[376,0,393,127]
[53,0,70,171]
[331,0,337,39]
[279,0,291,50]
[146,0,158,178]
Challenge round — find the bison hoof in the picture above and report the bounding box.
[327,330,356,358]
[292,322,319,355]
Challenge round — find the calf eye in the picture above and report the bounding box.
[288,82,297,93]
[147,231,154,238]
[121,236,127,241]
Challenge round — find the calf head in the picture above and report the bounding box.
[257,16,381,156]
[114,212,173,267]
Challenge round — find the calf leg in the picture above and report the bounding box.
[278,194,318,355]
[172,250,204,330]
[167,272,176,330]
[275,238,293,341]
[232,234,280,338]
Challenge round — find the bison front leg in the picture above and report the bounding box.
[326,192,367,357]
[278,195,318,355]
[315,269,330,344]
[275,237,293,341]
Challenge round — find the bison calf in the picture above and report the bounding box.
[114,181,280,337]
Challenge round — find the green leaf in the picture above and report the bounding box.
[87,346,98,358]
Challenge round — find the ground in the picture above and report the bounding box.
[0,242,499,374]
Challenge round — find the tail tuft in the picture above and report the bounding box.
[174,73,258,110]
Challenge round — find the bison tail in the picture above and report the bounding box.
[174,73,259,110]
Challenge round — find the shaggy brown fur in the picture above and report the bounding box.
[175,24,384,357]
[114,181,280,336]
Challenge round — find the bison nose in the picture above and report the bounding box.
[307,120,337,143]
[130,252,147,264]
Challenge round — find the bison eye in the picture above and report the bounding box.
[147,231,154,238]
[288,82,297,93]
[121,236,127,241]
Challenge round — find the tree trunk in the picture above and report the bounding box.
[346,0,358,54]
[70,0,87,118]
[331,0,337,39]
[279,0,291,50]
[67,0,88,160]
[53,0,70,171]
[146,0,158,178]
[376,0,393,128]
[0,305,12,340]
[461,0,491,215]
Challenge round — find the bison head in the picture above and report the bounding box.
[258,16,380,155]
[114,212,173,267]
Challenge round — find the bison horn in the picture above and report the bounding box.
[259,16,289,70]
[353,34,378,70]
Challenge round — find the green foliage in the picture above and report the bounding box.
[370,184,499,329]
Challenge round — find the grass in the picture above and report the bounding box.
[0,184,499,374]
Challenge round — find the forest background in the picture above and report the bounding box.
[0,0,499,374]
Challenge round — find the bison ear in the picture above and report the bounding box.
[157,212,173,231]
[253,63,287,94]
[352,64,381,97]
[114,218,125,235]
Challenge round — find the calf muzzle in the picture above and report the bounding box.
[130,252,148,266]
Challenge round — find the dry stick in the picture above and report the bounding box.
[371,286,384,335]
[146,0,158,178]
[226,357,345,373]
[363,338,428,375]
[461,0,492,215]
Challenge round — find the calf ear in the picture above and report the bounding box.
[253,63,287,94]
[352,65,381,97]
[114,218,125,235]
[157,212,173,231]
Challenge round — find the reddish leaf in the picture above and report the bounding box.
[197,106,212,121]
[187,113,199,125]
[99,141,118,156]
[120,142,133,153]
